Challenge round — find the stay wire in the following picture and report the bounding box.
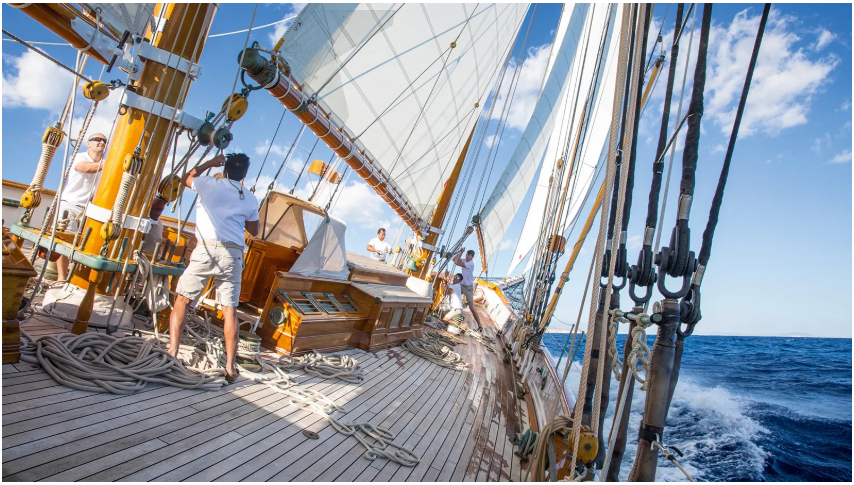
[2,29,93,83]
[698,4,770,268]
[250,107,288,192]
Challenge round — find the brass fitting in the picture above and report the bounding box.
[157,174,182,202]
[20,189,40,209]
[223,93,248,122]
[82,81,110,101]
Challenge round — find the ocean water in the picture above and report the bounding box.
[541,333,853,482]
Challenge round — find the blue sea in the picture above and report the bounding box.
[542,333,853,482]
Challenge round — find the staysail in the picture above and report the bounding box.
[507,4,621,277]
[476,3,589,265]
[277,3,529,223]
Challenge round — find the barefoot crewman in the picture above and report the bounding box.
[166,153,260,382]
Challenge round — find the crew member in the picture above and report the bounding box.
[442,273,466,328]
[167,153,260,382]
[453,248,483,332]
[56,133,108,282]
[367,227,392,262]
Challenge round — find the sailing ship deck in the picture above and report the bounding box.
[2,310,533,482]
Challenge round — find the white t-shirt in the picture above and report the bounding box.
[449,283,463,309]
[368,237,391,261]
[192,175,259,248]
[61,152,100,207]
[460,258,475,286]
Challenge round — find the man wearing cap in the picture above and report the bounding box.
[56,132,108,282]
[166,153,259,382]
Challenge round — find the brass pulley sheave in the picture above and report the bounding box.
[571,425,598,465]
[157,174,182,202]
[82,81,110,102]
[20,189,40,210]
[223,93,248,122]
[122,152,144,175]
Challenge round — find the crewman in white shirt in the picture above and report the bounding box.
[56,133,108,282]
[442,273,466,328]
[167,153,260,382]
[366,227,392,262]
[453,247,484,332]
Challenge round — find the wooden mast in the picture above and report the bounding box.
[416,127,476,280]
[10,3,115,64]
[71,3,214,297]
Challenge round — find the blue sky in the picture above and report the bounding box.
[2,3,851,337]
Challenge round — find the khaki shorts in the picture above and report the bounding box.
[460,284,476,307]
[176,241,244,307]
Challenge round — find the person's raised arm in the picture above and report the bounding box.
[453,248,465,268]
[366,241,378,253]
[182,154,225,189]
[74,159,100,174]
[245,220,260,237]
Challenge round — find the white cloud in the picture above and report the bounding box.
[491,44,552,130]
[267,3,307,45]
[497,239,516,252]
[649,7,838,140]
[627,235,642,250]
[828,149,851,164]
[484,134,498,148]
[254,139,286,158]
[839,99,851,111]
[2,50,74,112]
[325,179,388,225]
[811,132,832,154]
[712,143,726,154]
[813,28,836,51]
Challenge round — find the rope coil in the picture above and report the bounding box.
[628,311,653,389]
[607,308,628,379]
[401,337,469,371]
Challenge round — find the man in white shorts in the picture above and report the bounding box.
[442,273,466,328]
[56,133,108,281]
[167,153,260,381]
[366,227,392,262]
[454,247,483,332]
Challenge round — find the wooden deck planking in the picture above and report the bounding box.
[314,359,451,482]
[227,355,429,482]
[390,358,473,482]
[184,354,438,480]
[76,354,393,482]
[2,308,533,483]
[261,353,443,482]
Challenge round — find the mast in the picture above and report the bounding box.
[11,3,116,64]
[68,4,215,328]
[416,127,476,280]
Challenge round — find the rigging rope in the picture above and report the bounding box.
[1,29,93,83]
[688,3,771,325]
[250,107,287,192]
[566,4,634,472]
[630,4,685,305]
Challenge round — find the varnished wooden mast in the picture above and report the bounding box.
[416,127,476,280]
[71,4,215,296]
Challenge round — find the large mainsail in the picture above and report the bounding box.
[507,4,621,277]
[277,3,529,222]
[476,3,588,264]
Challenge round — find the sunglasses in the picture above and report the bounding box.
[88,137,107,143]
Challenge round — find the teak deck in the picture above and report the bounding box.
[2,309,532,482]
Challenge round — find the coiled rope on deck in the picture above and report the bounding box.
[19,331,225,394]
[402,337,470,371]
[278,351,365,384]
[529,414,574,482]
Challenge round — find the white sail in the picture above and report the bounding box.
[506,4,620,277]
[477,3,589,265]
[277,3,529,222]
